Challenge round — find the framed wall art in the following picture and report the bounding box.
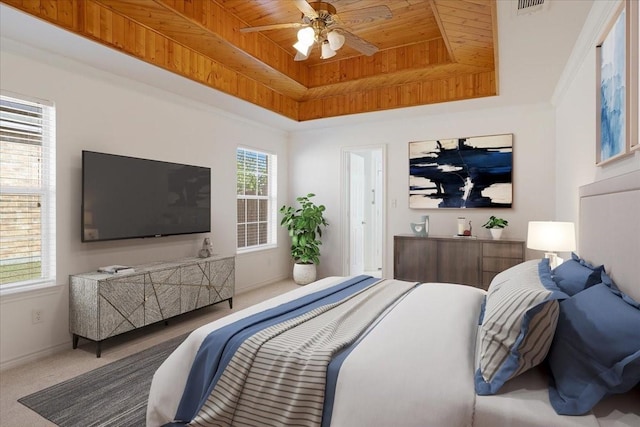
[631,0,639,152]
[596,2,628,165]
[409,134,513,209]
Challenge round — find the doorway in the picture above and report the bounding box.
[341,146,385,277]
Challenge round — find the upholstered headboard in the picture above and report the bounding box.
[579,170,640,302]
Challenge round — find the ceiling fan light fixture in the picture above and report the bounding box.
[297,27,315,45]
[321,41,336,59]
[293,40,313,56]
[327,31,345,51]
[294,50,310,61]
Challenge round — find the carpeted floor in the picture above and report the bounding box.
[1,279,299,427]
[18,333,188,427]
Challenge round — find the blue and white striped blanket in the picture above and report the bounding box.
[164,275,417,427]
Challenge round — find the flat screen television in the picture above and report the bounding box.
[82,150,211,242]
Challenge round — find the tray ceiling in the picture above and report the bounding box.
[1,0,498,122]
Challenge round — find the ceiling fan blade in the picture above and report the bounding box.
[294,0,319,19]
[335,5,392,25]
[240,22,306,33]
[340,30,379,56]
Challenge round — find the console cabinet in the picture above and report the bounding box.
[394,235,524,290]
[70,255,234,357]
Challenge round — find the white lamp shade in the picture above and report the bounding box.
[293,40,312,56]
[327,31,345,50]
[527,221,576,252]
[297,27,315,45]
[321,41,336,59]
[293,50,308,61]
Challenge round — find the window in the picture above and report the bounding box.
[236,147,277,251]
[0,93,56,293]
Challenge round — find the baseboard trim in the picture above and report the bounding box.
[236,274,291,295]
[2,276,292,371]
[0,340,70,372]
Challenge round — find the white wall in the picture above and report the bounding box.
[289,103,557,279]
[554,1,640,231]
[3,0,638,371]
[0,40,291,369]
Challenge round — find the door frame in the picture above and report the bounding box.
[340,144,387,277]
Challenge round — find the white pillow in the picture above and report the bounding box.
[475,259,567,395]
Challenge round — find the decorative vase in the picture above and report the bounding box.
[410,215,429,237]
[490,228,503,240]
[293,263,317,285]
[457,217,466,235]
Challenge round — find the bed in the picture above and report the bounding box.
[147,170,640,427]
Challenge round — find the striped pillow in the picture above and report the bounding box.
[475,259,568,395]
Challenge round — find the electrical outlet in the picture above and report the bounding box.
[32,309,43,324]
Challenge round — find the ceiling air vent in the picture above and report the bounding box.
[516,0,547,15]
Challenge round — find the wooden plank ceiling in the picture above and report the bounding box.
[2,0,498,121]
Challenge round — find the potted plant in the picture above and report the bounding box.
[280,193,328,285]
[482,215,509,240]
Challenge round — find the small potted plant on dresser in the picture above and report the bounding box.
[280,193,329,285]
[482,215,509,240]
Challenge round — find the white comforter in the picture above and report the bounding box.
[147,277,638,427]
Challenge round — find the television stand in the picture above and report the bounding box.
[69,255,235,357]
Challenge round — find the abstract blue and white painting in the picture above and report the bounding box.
[599,8,626,162]
[409,134,512,209]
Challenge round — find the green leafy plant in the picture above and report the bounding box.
[482,215,509,229]
[279,193,328,265]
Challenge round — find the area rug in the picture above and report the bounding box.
[18,333,188,427]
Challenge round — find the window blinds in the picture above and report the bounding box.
[236,147,277,250]
[0,93,56,290]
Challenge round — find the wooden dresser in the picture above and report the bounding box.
[393,235,525,290]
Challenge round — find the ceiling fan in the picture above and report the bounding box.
[239,1,393,61]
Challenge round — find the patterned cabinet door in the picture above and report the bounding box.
[145,267,181,324]
[181,261,213,313]
[210,257,235,303]
[99,274,145,340]
[69,276,99,341]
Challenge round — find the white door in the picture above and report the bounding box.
[349,153,365,275]
[343,146,385,277]
[370,151,383,273]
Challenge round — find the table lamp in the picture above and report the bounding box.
[527,221,576,269]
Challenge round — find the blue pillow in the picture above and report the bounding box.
[475,259,568,395]
[552,253,604,296]
[600,270,640,309]
[547,284,640,415]
[478,295,486,325]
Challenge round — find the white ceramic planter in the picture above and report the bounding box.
[293,263,317,285]
[489,228,503,240]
